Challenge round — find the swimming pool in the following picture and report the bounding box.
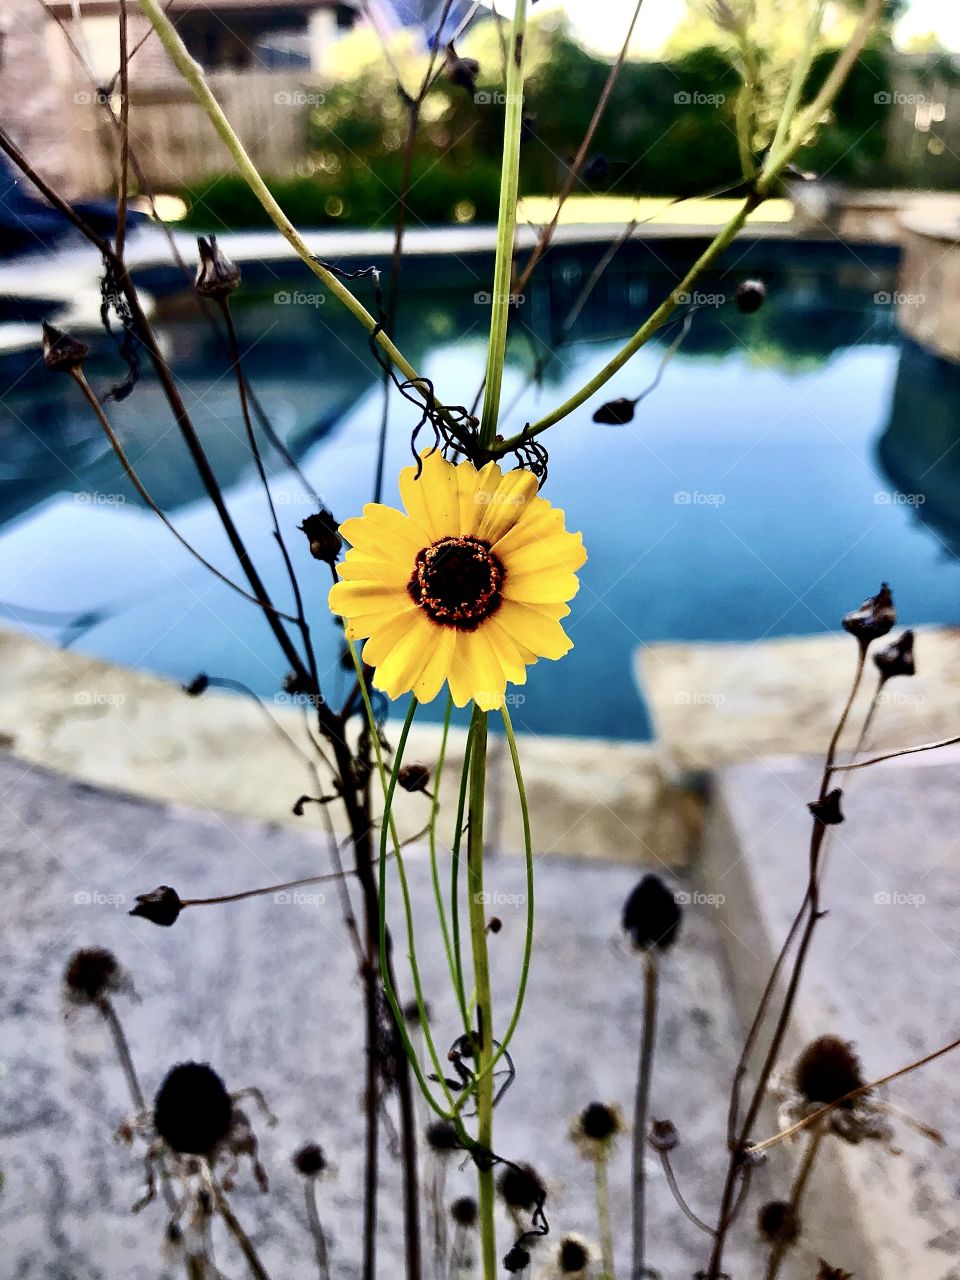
[2,235,958,738]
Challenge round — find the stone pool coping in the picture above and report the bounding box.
[0,627,694,866]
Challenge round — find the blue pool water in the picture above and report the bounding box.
[2,236,959,738]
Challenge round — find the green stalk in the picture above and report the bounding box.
[451,717,476,1029]
[766,0,827,165]
[430,694,471,1032]
[466,706,497,1280]
[135,0,433,402]
[479,0,528,448]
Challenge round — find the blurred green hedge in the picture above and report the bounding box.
[177,22,895,230]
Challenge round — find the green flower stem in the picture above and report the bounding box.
[451,717,476,1029]
[766,0,827,164]
[135,0,435,406]
[479,0,528,449]
[500,0,884,446]
[430,694,471,1033]
[466,706,497,1280]
[596,1150,616,1280]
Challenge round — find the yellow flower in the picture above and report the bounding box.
[329,450,586,711]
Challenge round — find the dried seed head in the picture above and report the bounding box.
[450,1195,478,1227]
[622,874,682,951]
[299,510,342,565]
[183,673,209,697]
[757,1199,800,1246]
[426,1120,461,1153]
[873,629,915,682]
[576,1101,623,1144]
[734,278,766,313]
[130,885,183,928]
[403,998,432,1025]
[496,1162,545,1211]
[63,947,126,1006]
[808,788,844,826]
[487,916,503,934]
[816,1264,853,1280]
[593,397,635,426]
[444,44,480,94]
[154,1061,233,1156]
[795,1036,864,1106]
[195,235,241,299]
[397,763,431,793]
[558,1235,591,1274]
[842,583,895,648]
[42,321,88,374]
[503,1244,531,1273]
[649,1118,680,1153]
[292,1142,327,1178]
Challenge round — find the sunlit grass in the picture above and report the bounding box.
[518,195,795,226]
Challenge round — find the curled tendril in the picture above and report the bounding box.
[99,258,140,402]
[314,257,550,485]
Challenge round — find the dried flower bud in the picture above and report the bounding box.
[398,763,430,793]
[183,673,209,697]
[873,629,915,682]
[734,279,766,313]
[450,1195,478,1227]
[487,916,502,934]
[444,44,480,94]
[292,1142,327,1177]
[648,1118,679,1153]
[795,1036,864,1106]
[816,1265,853,1280]
[497,1162,545,1211]
[42,321,88,374]
[195,235,241,299]
[299,509,342,564]
[63,947,127,1006]
[757,1200,799,1246]
[130,885,183,927]
[154,1061,233,1155]
[593,397,635,426]
[576,1101,622,1144]
[426,1119,461,1153]
[403,998,432,1024]
[582,153,609,183]
[558,1235,591,1274]
[842,583,895,647]
[622,874,682,951]
[808,788,844,826]
[503,1245,531,1273]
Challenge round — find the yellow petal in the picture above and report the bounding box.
[411,626,457,703]
[341,504,428,559]
[338,550,412,587]
[373,612,436,700]
[361,606,422,665]
[501,530,586,575]
[496,599,575,660]
[398,450,458,540]
[476,468,539,544]
[460,460,504,537]
[504,567,581,605]
[329,579,403,620]
[492,501,566,556]
[486,619,530,684]
[460,627,507,710]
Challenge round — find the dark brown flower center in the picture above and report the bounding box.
[408,536,505,631]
